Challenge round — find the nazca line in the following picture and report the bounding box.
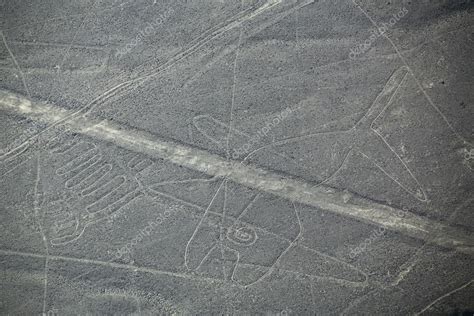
[0,89,473,256]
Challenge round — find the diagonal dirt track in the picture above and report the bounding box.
[1,89,473,256]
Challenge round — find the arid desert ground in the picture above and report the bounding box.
[1,0,473,314]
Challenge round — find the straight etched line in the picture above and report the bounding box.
[0,249,235,286]
[415,279,474,315]
[1,31,31,98]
